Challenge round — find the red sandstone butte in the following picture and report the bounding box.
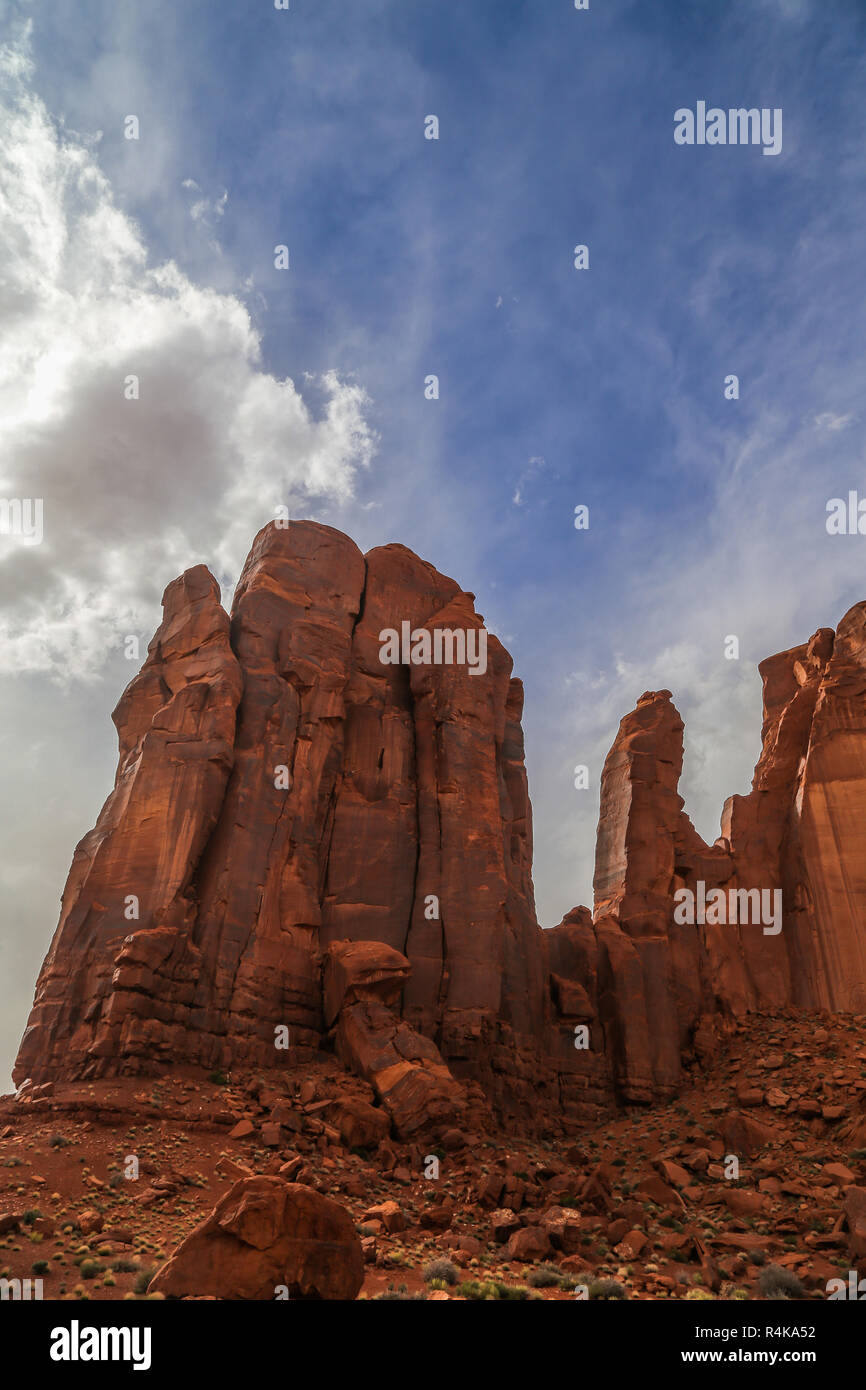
[15,523,607,1132]
[15,522,866,1131]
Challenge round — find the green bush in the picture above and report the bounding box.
[133,1265,158,1295]
[588,1278,628,1301]
[528,1264,566,1289]
[374,1283,427,1301]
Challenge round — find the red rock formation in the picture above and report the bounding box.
[580,689,737,1100]
[324,940,466,1138]
[19,520,866,1131]
[568,603,866,1099]
[721,607,866,1013]
[14,522,608,1131]
[15,565,243,1082]
[322,940,410,1029]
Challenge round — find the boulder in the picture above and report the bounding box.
[331,1097,390,1150]
[335,1000,465,1138]
[503,1225,551,1263]
[720,1112,780,1160]
[149,1177,363,1300]
[491,1208,521,1244]
[362,1200,406,1235]
[539,1205,582,1254]
[322,941,410,1029]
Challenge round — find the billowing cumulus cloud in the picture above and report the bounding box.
[0,22,376,680]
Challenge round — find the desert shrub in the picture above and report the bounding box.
[588,1278,628,1301]
[374,1283,427,1301]
[494,1281,535,1301]
[133,1265,158,1295]
[456,1280,496,1300]
[528,1264,566,1289]
[758,1265,804,1300]
[422,1258,459,1286]
[455,1279,535,1301]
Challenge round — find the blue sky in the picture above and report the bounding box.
[2,0,866,1086]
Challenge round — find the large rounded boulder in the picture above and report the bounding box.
[149,1177,364,1300]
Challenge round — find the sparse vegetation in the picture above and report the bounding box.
[588,1279,628,1301]
[422,1258,459,1286]
[133,1265,158,1296]
[757,1265,805,1300]
[528,1264,567,1289]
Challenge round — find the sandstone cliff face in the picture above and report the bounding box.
[15,522,608,1133]
[565,603,866,1102]
[792,611,866,1009]
[15,566,243,1083]
[559,690,731,1104]
[724,607,866,1014]
[17,523,866,1133]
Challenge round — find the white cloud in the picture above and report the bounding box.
[182,178,228,237]
[512,455,550,507]
[0,22,376,680]
[814,411,854,432]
